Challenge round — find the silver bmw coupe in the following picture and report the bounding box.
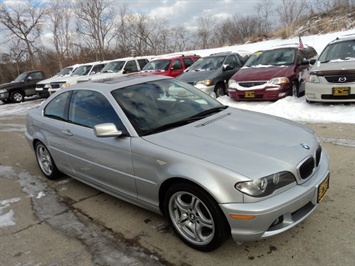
[25,74,330,251]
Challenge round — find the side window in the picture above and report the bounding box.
[29,72,44,80]
[69,90,122,129]
[137,59,149,69]
[297,50,307,64]
[91,64,105,74]
[44,91,71,121]
[224,55,239,68]
[171,59,182,70]
[124,60,138,73]
[182,58,194,68]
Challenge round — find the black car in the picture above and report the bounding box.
[177,51,248,97]
[0,70,46,103]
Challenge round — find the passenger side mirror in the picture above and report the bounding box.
[309,59,316,65]
[223,64,233,71]
[94,123,123,137]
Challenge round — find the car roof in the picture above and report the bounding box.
[328,33,355,44]
[150,53,199,61]
[69,73,172,91]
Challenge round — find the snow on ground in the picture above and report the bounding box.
[2,30,354,124]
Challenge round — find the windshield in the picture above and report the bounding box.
[101,61,125,73]
[318,40,355,62]
[188,56,225,71]
[72,65,93,76]
[112,78,225,136]
[245,48,296,67]
[13,73,27,82]
[142,59,171,71]
[57,67,74,76]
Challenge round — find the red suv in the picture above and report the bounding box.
[228,44,317,100]
[140,54,200,77]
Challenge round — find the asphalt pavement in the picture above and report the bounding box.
[0,103,354,266]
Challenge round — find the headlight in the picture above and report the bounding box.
[266,77,290,85]
[0,89,8,93]
[60,82,70,88]
[196,80,212,86]
[228,79,237,86]
[306,74,320,83]
[235,171,296,197]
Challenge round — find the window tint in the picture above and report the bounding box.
[124,60,138,72]
[171,59,182,70]
[182,58,194,68]
[29,72,44,80]
[69,90,122,129]
[137,59,149,69]
[91,64,105,74]
[44,91,71,121]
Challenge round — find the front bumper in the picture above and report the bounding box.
[220,149,330,242]
[228,85,290,101]
[0,92,9,101]
[305,81,355,103]
[194,84,214,95]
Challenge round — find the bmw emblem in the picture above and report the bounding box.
[300,143,310,150]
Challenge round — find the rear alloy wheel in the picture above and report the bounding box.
[9,90,25,103]
[164,183,230,251]
[214,83,226,97]
[35,141,62,180]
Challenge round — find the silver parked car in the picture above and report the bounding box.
[25,74,330,251]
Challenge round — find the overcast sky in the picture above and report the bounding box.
[120,0,271,29]
[111,0,321,29]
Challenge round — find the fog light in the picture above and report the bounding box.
[278,92,287,97]
[306,93,316,99]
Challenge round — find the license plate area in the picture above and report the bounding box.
[332,87,350,96]
[317,174,330,203]
[245,91,255,98]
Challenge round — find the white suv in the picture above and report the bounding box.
[305,34,355,103]
[48,61,110,94]
[77,56,150,83]
[35,64,81,97]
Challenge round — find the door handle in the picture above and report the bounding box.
[62,129,73,136]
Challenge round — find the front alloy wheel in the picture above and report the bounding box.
[164,183,230,251]
[35,142,61,180]
[10,91,24,103]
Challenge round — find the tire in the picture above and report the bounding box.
[164,182,230,251]
[290,82,299,97]
[214,83,226,97]
[35,141,62,180]
[9,90,25,103]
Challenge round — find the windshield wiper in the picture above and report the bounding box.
[190,106,228,119]
[143,106,228,135]
[143,119,197,135]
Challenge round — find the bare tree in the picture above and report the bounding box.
[197,16,216,49]
[276,0,309,35]
[256,0,274,33]
[74,0,116,61]
[47,0,74,70]
[0,0,48,69]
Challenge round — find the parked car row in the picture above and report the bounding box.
[1,34,354,104]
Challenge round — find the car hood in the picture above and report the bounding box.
[235,66,291,81]
[144,107,317,179]
[311,60,355,74]
[0,82,14,89]
[178,70,216,82]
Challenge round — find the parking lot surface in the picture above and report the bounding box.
[0,102,354,266]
